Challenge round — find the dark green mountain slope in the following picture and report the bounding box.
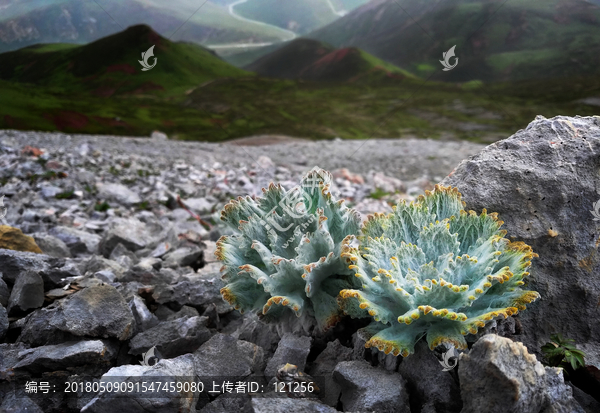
[0,24,249,96]
[245,38,414,82]
[306,0,600,82]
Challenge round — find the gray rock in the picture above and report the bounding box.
[81,354,198,413]
[99,217,157,257]
[80,255,125,278]
[0,342,29,380]
[167,305,200,321]
[132,257,162,272]
[0,274,9,306]
[0,304,8,340]
[0,391,44,413]
[19,284,134,343]
[194,333,265,378]
[233,312,280,355]
[397,339,461,413]
[265,333,312,379]
[108,242,138,267]
[249,397,338,413]
[459,334,584,413]
[40,185,63,198]
[128,294,159,333]
[96,182,141,205]
[7,270,44,315]
[149,241,172,258]
[307,339,353,407]
[153,265,231,313]
[162,246,203,268]
[333,360,410,413]
[569,383,600,413]
[441,115,600,367]
[200,395,251,413]
[13,340,118,374]
[49,225,101,255]
[129,316,212,358]
[182,197,215,214]
[0,249,56,285]
[32,233,72,258]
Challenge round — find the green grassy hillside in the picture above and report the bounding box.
[307,0,600,82]
[245,38,414,82]
[0,25,249,96]
[0,24,598,142]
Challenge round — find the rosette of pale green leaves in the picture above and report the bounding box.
[338,185,540,357]
[217,168,361,331]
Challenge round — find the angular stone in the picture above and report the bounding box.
[442,115,600,366]
[49,225,101,255]
[0,274,9,307]
[307,339,353,407]
[194,333,265,378]
[80,354,198,413]
[167,305,200,321]
[162,246,203,268]
[265,333,312,379]
[19,284,134,343]
[99,217,157,257]
[0,392,44,413]
[128,294,159,333]
[232,312,280,355]
[152,265,231,313]
[0,304,8,340]
[397,339,461,413]
[0,342,29,380]
[13,340,119,374]
[32,232,72,258]
[7,270,44,315]
[80,255,125,278]
[0,250,56,285]
[96,182,141,205]
[249,397,338,413]
[129,316,212,359]
[0,225,42,253]
[459,334,584,413]
[333,360,410,413]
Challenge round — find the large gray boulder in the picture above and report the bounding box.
[459,334,584,413]
[442,115,600,367]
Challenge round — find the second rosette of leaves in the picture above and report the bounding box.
[338,185,540,357]
[217,167,361,331]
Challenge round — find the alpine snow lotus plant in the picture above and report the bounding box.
[338,185,540,357]
[216,167,361,331]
